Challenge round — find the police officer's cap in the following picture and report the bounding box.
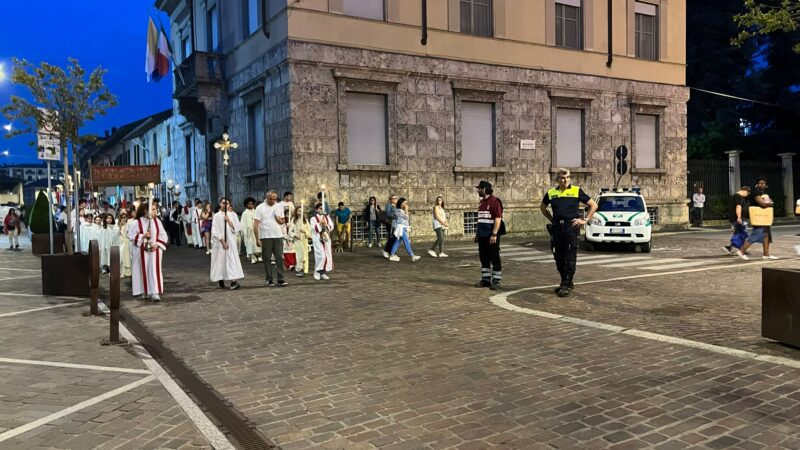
[475,180,493,190]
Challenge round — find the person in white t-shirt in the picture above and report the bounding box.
[254,190,287,287]
[692,187,706,227]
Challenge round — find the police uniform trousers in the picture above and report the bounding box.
[477,236,502,284]
[552,220,579,285]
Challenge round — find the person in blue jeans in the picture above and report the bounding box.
[389,198,421,262]
[363,196,382,248]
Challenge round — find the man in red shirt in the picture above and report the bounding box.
[475,181,503,290]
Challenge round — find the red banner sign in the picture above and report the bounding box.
[90,165,161,187]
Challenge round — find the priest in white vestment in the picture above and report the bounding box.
[128,202,168,302]
[210,198,244,289]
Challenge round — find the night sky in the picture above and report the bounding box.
[0,0,173,164]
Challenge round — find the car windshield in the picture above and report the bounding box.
[597,196,645,212]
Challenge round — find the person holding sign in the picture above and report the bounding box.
[736,177,778,260]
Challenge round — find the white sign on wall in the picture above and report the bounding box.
[519,139,536,150]
[37,108,61,161]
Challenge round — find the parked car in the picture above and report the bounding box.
[584,188,652,253]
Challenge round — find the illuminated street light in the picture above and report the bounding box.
[3,124,11,132]
[0,63,6,82]
[1,150,9,157]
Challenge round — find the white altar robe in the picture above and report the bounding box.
[210,211,244,282]
[190,206,202,246]
[100,225,119,268]
[310,213,334,272]
[240,208,259,257]
[128,217,168,297]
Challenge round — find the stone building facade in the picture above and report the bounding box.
[157,0,689,237]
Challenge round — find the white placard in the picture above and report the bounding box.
[520,139,536,150]
[37,109,61,161]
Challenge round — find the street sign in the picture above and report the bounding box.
[616,161,629,176]
[519,139,536,150]
[37,109,61,161]
[90,164,161,187]
[615,145,628,161]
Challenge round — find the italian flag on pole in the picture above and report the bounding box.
[145,18,170,82]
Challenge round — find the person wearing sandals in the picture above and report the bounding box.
[389,198,421,262]
[428,196,449,258]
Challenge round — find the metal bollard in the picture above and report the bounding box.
[85,240,102,317]
[102,246,127,346]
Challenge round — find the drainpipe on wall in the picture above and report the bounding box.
[261,0,270,38]
[606,0,613,67]
[421,0,428,46]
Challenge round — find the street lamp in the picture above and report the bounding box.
[213,131,238,201]
[166,179,174,206]
[3,124,11,132]
[0,63,6,83]
[1,150,8,157]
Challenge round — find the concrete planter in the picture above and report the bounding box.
[762,268,800,348]
[31,233,65,255]
[41,253,89,297]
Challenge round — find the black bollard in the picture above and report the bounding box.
[102,246,127,346]
[85,240,102,317]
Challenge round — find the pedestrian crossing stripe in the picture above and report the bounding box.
[603,258,683,268]
[637,259,729,271]
[575,256,653,266]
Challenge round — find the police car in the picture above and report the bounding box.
[584,188,652,253]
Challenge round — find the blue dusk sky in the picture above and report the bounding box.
[0,0,173,164]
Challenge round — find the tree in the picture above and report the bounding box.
[1,58,117,254]
[734,0,800,52]
[29,191,52,234]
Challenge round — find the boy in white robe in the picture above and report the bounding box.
[240,197,261,264]
[210,198,244,289]
[100,214,118,274]
[191,200,203,248]
[310,203,334,281]
[128,203,168,302]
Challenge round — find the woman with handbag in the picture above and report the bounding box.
[428,196,449,258]
[389,198,421,262]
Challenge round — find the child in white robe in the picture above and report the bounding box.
[288,206,311,277]
[100,214,118,274]
[310,203,334,281]
[128,203,168,302]
[118,214,132,278]
[240,197,260,264]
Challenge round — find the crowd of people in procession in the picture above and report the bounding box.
[8,172,798,302]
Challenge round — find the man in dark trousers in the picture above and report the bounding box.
[540,169,597,297]
[475,181,503,290]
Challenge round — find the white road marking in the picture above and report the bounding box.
[528,254,625,263]
[0,293,83,300]
[639,259,729,270]
[489,259,800,369]
[604,258,683,267]
[450,245,511,252]
[509,255,556,262]
[576,256,654,266]
[97,301,235,450]
[0,302,83,318]
[0,268,41,272]
[0,375,156,442]
[0,357,151,374]
[0,275,39,282]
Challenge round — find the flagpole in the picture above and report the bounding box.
[149,10,186,86]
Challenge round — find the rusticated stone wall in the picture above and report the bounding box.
[286,40,689,236]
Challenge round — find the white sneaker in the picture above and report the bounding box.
[205,250,211,255]
[412,255,421,262]
[763,255,779,260]
[427,250,438,258]
[321,274,330,280]
[150,294,161,302]
[382,251,390,259]
[313,272,321,280]
[736,250,750,261]
[389,255,400,262]
[367,243,373,248]
[438,253,448,258]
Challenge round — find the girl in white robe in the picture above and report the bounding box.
[79,215,96,255]
[310,203,334,281]
[240,198,260,264]
[288,206,311,276]
[100,214,118,274]
[128,203,168,302]
[118,214,132,278]
[210,199,244,289]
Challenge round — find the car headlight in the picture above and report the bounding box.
[632,215,649,227]
[589,217,603,226]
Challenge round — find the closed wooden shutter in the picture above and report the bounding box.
[635,114,658,168]
[248,102,266,170]
[461,101,495,167]
[556,108,583,167]
[346,93,387,165]
[343,0,385,20]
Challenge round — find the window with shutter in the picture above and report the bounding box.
[635,2,658,60]
[343,0,385,21]
[248,102,266,170]
[635,114,658,168]
[556,108,584,168]
[346,93,388,165]
[555,0,582,49]
[461,101,495,167]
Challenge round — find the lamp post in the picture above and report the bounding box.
[213,131,238,202]
[166,179,174,207]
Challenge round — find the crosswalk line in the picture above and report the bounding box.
[501,249,543,256]
[639,259,730,271]
[509,254,555,262]
[576,256,654,266]
[450,245,511,252]
[521,254,622,263]
[603,258,683,268]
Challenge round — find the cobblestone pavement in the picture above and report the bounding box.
[0,241,212,450]
[122,227,800,449]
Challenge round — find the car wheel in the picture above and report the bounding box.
[640,241,651,253]
[583,240,594,252]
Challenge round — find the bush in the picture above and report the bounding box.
[29,191,52,234]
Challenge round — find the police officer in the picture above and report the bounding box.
[540,169,597,297]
